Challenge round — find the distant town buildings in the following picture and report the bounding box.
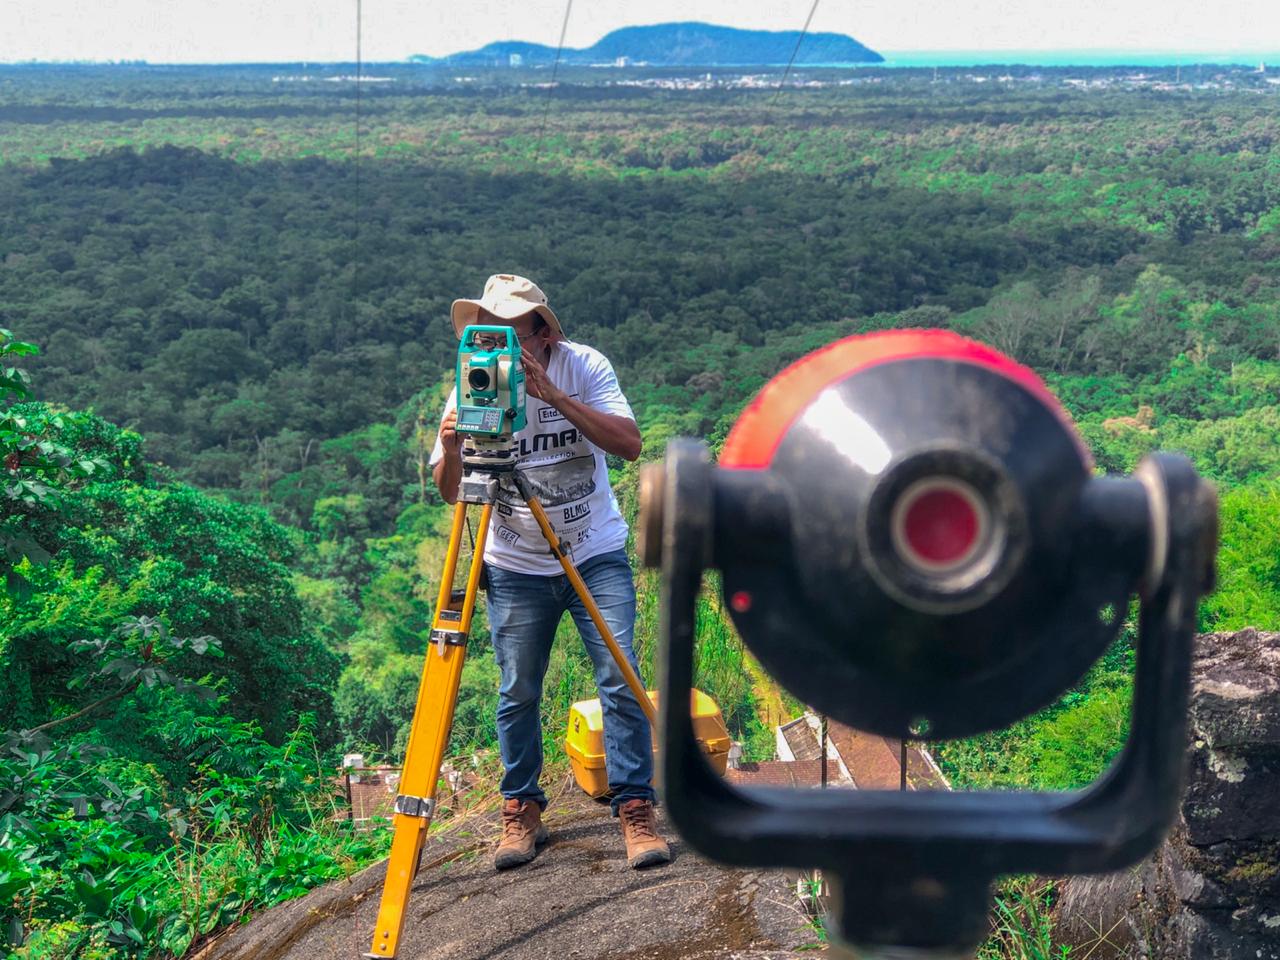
[505,67,1275,95]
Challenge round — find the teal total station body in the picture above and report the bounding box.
[455,325,528,437]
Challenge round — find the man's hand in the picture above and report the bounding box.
[524,351,641,461]
[439,409,463,458]
[433,409,463,503]
[521,350,564,406]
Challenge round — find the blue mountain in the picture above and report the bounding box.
[415,22,883,67]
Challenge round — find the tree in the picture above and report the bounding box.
[1042,270,1102,373]
[969,281,1043,361]
[1096,266,1189,375]
[310,493,374,590]
[0,330,101,595]
[1,398,341,742]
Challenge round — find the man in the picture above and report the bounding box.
[430,273,670,872]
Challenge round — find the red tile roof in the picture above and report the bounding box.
[338,764,484,823]
[825,719,948,790]
[750,716,950,792]
[726,759,837,788]
[343,767,400,822]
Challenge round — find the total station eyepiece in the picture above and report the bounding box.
[641,329,1218,957]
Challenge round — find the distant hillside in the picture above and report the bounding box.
[414,21,883,67]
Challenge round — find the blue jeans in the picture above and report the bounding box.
[484,549,655,814]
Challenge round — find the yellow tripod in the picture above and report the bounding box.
[365,471,656,959]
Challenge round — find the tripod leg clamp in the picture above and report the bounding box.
[394,795,435,819]
[429,627,466,656]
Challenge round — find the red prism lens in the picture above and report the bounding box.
[893,479,986,572]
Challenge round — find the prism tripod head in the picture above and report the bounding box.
[455,324,527,502]
[639,330,1218,957]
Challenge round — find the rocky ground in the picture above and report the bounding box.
[1057,628,1280,959]
[191,778,817,960]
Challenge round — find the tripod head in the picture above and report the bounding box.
[456,324,527,501]
[639,330,1218,956]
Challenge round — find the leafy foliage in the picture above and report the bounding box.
[1201,482,1280,631]
[938,636,1135,792]
[3,64,1280,959]
[977,878,1070,960]
[2,713,384,959]
[0,322,361,958]
[0,330,103,595]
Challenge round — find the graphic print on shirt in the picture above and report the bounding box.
[499,453,597,507]
[498,441,598,554]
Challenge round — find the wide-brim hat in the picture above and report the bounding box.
[450,274,564,340]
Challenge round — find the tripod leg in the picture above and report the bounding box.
[521,493,656,727]
[366,502,492,959]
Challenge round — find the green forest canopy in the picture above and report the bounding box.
[2,63,1279,958]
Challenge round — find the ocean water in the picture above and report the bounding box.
[876,50,1280,68]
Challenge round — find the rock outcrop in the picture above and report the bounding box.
[1057,628,1280,959]
[191,782,812,960]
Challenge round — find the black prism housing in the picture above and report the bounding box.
[641,330,1218,956]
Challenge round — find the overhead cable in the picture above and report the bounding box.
[534,0,574,164]
[773,0,821,104]
[351,0,363,325]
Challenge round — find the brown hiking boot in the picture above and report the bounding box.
[618,799,671,869]
[494,798,549,870]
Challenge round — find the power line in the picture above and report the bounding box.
[533,0,574,164]
[773,0,821,105]
[352,0,363,326]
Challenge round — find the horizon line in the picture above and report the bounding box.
[3,49,1278,68]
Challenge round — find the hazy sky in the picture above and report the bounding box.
[3,0,1276,63]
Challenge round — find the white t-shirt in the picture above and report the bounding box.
[429,340,634,576]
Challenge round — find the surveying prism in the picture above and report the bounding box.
[639,330,1218,958]
[365,324,662,959]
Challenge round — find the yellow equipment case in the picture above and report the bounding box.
[565,688,731,798]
